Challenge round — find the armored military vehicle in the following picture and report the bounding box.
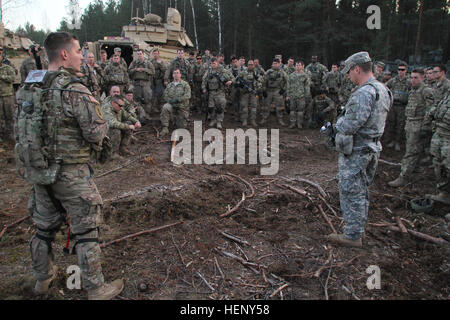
[88,7,194,66]
[0,22,34,86]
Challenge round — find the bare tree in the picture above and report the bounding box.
[217,0,222,53]
[65,0,81,30]
[189,0,198,50]
[1,0,32,23]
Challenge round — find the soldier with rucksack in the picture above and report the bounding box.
[14,32,123,300]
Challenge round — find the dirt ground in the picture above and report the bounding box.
[0,111,449,300]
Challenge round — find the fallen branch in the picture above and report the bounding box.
[318,205,337,234]
[277,183,308,197]
[388,226,449,246]
[319,195,340,218]
[0,215,31,239]
[395,216,408,234]
[197,271,215,292]
[215,248,265,271]
[220,231,250,246]
[100,221,183,248]
[96,154,149,179]
[379,159,401,167]
[269,283,289,298]
[220,193,246,218]
[293,176,328,198]
[225,173,256,198]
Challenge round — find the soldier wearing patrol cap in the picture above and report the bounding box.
[110,47,128,70]
[374,61,385,83]
[327,51,393,248]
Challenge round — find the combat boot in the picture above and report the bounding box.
[326,233,362,248]
[216,122,223,130]
[388,175,407,187]
[88,279,124,300]
[427,192,450,205]
[34,265,58,295]
[160,127,169,136]
[394,142,401,152]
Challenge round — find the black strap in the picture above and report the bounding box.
[44,185,67,214]
[35,233,55,252]
[71,238,99,255]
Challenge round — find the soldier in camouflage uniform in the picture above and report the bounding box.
[103,54,130,95]
[307,89,336,128]
[109,47,128,70]
[192,55,207,114]
[388,69,435,187]
[323,63,340,105]
[374,61,385,82]
[424,67,435,87]
[150,48,167,113]
[385,62,411,151]
[327,52,393,247]
[286,60,311,129]
[424,87,450,204]
[306,55,328,97]
[285,58,296,76]
[227,57,243,121]
[0,57,16,141]
[25,32,123,299]
[202,58,234,129]
[164,48,193,86]
[128,49,155,115]
[254,59,266,114]
[383,70,392,83]
[202,49,212,66]
[431,65,450,102]
[102,95,141,157]
[160,69,192,136]
[124,86,150,125]
[237,59,262,127]
[97,50,109,70]
[79,58,100,99]
[261,58,288,126]
[86,52,104,97]
[20,46,37,83]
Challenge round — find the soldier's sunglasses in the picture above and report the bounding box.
[398,68,406,71]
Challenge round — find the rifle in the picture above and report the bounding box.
[320,121,336,149]
[236,76,257,95]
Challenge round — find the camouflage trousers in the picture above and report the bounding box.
[108,127,132,154]
[399,120,426,178]
[29,164,105,290]
[152,79,165,113]
[239,92,258,122]
[160,102,190,129]
[385,102,406,144]
[338,150,379,240]
[229,86,241,119]
[0,95,14,140]
[288,98,306,125]
[207,90,227,123]
[192,83,204,113]
[262,89,284,120]
[430,132,450,192]
[133,80,153,115]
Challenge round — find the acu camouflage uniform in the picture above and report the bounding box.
[396,82,435,180]
[0,63,16,140]
[128,58,155,114]
[286,71,311,128]
[160,79,191,130]
[385,75,412,146]
[24,67,109,291]
[202,65,235,127]
[262,67,288,124]
[335,77,392,240]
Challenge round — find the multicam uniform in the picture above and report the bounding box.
[150,57,167,112]
[80,63,100,98]
[128,58,155,114]
[202,65,235,127]
[103,62,130,94]
[228,65,243,120]
[24,67,109,291]
[323,70,340,104]
[306,62,328,97]
[262,67,288,125]
[20,56,37,83]
[237,67,262,125]
[286,71,311,128]
[385,75,412,147]
[160,79,191,130]
[164,57,193,84]
[192,62,208,114]
[0,63,16,140]
[308,95,336,127]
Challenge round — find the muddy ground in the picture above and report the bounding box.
[0,111,449,300]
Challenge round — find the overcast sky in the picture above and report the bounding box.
[2,0,94,32]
